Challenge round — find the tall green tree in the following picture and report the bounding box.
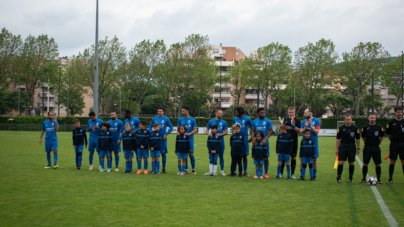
[381,56,403,107]
[79,36,126,114]
[338,42,390,117]
[226,58,251,108]
[12,34,59,115]
[294,39,338,116]
[0,28,22,94]
[320,93,353,117]
[0,90,29,115]
[248,42,293,116]
[362,92,384,115]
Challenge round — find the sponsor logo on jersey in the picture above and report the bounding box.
[402,128,404,132]
[215,136,218,139]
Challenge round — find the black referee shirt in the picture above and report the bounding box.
[337,124,360,144]
[283,117,301,139]
[386,119,404,143]
[361,123,384,147]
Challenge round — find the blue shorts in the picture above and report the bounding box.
[88,136,98,152]
[278,154,290,162]
[254,159,264,165]
[177,153,188,159]
[124,150,134,159]
[137,149,149,159]
[189,138,195,153]
[301,157,314,164]
[209,153,218,160]
[110,142,121,153]
[150,150,161,158]
[160,139,168,154]
[74,145,84,153]
[45,140,58,152]
[100,150,111,158]
[242,137,249,156]
[314,141,319,158]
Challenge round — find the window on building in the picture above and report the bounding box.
[381,91,386,95]
[213,49,219,53]
[223,59,226,61]
[236,51,239,56]
[223,49,226,54]
[260,100,264,104]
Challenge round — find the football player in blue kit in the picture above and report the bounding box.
[177,106,198,174]
[109,110,123,172]
[86,111,104,170]
[206,109,228,176]
[40,112,59,169]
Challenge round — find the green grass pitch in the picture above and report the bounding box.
[0,131,403,226]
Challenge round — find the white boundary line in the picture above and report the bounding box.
[356,156,398,227]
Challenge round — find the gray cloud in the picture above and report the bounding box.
[1,0,403,57]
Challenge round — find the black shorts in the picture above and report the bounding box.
[338,143,356,162]
[389,142,404,161]
[363,145,381,165]
[291,138,298,156]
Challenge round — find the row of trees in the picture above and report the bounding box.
[1,27,402,117]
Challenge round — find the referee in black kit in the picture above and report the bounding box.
[360,113,384,184]
[386,106,404,184]
[335,114,360,183]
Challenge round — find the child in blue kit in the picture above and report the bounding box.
[299,129,316,181]
[72,119,87,170]
[149,122,162,174]
[175,125,190,175]
[205,124,221,176]
[252,131,267,179]
[120,123,135,173]
[135,121,151,174]
[276,124,293,179]
[98,121,112,172]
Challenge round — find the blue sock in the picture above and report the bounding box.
[243,162,248,173]
[191,156,195,170]
[314,169,317,177]
[156,161,160,172]
[185,159,188,170]
[115,155,119,168]
[219,154,224,171]
[152,162,155,172]
[277,166,281,176]
[213,159,218,166]
[54,153,58,165]
[125,161,128,170]
[98,152,101,166]
[255,168,259,176]
[265,164,269,174]
[107,159,112,169]
[130,161,132,171]
[144,160,148,170]
[162,155,166,169]
[100,160,104,169]
[260,168,263,177]
[182,164,186,172]
[302,168,306,179]
[89,150,94,165]
[137,160,141,170]
[78,155,82,166]
[310,168,314,179]
[287,165,290,177]
[178,164,181,171]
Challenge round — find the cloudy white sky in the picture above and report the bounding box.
[1,0,403,58]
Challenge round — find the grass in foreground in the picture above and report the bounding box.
[0,131,403,226]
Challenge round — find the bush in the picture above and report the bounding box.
[321,118,391,129]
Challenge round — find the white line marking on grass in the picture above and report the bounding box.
[356,156,398,227]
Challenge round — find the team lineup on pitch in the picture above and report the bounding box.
[39,106,404,185]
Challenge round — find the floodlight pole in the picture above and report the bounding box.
[94,0,99,117]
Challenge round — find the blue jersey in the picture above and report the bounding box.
[41,119,59,140]
[232,115,252,137]
[108,119,124,143]
[206,118,228,140]
[177,116,198,140]
[86,118,104,138]
[252,118,273,139]
[149,116,173,136]
[123,117,140,133]
[301,118,321,142]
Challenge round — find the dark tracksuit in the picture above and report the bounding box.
[230,133,244,175]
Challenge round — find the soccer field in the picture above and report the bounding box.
[0,131,403,226]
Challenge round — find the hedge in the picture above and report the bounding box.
[0,116,281,128]
[321,118,392,129]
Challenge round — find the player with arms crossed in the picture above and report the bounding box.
[251,108,273,178]
[40,112,60,169]
[177,106,198,174]
[361,113,384,184]
[335,114,360,183]
[232,107,253,176]
[386,107,404,184]
[149,107,173,173]
[280,107,301,179]
[300,108,320,180]
[206,109,228,176]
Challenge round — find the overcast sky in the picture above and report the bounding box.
[1,0,403,58]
